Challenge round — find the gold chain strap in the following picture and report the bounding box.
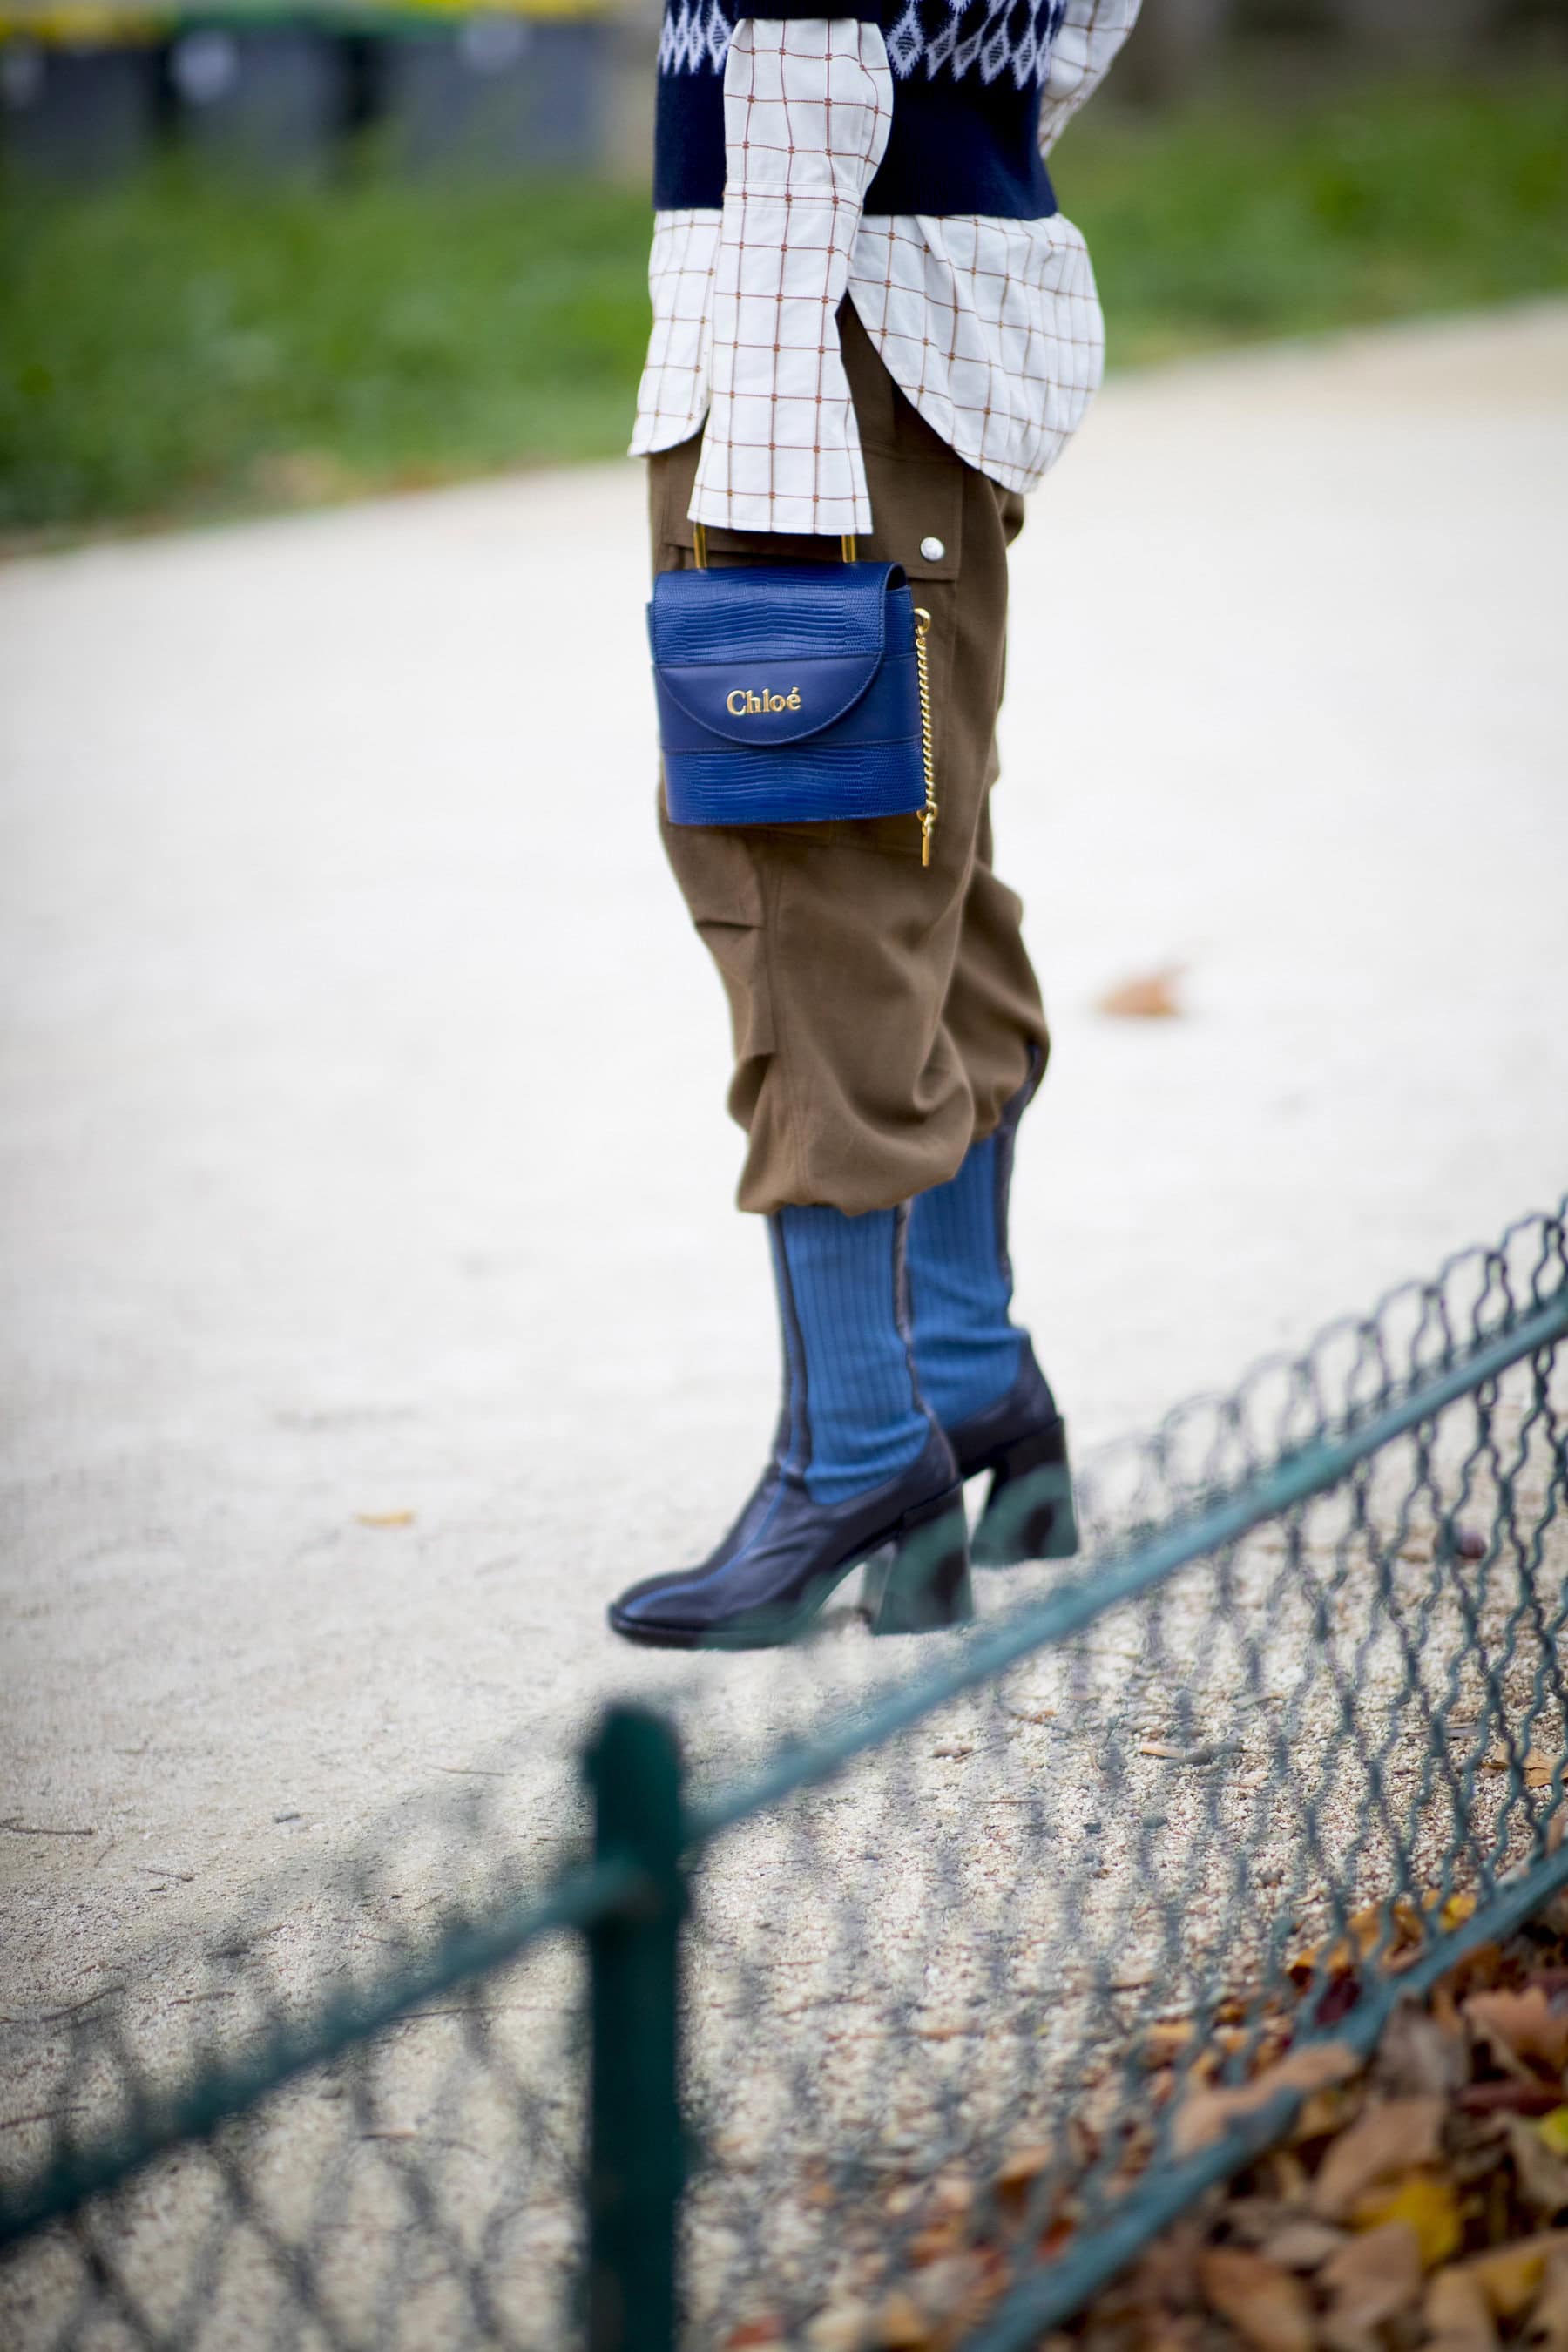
[695,528,938,867]
[913,607,938,867]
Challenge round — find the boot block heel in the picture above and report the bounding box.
[863,1485,974,1637]
[971,1419,1079,1570]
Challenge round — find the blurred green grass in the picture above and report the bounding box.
[2,71,1565,538]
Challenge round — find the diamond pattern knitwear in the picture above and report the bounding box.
[632,0,1141,530]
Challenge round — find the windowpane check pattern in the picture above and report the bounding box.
[688,19,893,536]
[630,1,1142,535]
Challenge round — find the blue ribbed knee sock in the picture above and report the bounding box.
[771,1205,934,1506]
[905,1126,1027,1429]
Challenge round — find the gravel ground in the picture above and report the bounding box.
[2,302,1567,2345]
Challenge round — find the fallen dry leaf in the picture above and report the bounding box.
[1527,2251,1568,2352]
[1297,1900,1391,1976]
[1460,2080,1567,2118]
[1096,965,1185,1019]
[1467,1987,1568,2078]
[1311,2098,1444,2220]
[1375,2003,1470,2101]
[903,2254,990,2328]
[992,2144,1053,2196]
[1351,2168,1462,2267]
[1291,1896,1479,1985]
[1288,1905,1396,1982]
[1119,2225,1206,2315]
[1482,1748,1558,1789]
[1144,2020,1196,2068]
[808,2306,877,2352]
[1428,2267,1503,2352]
[1257,2216,1346,2271]
[1456,2234,1568,2320]
[872,2288,935,2349]
[1320,2218,1423,2332]
[907,2217,971,2268]
[870,1903,1568,2352]
[1510,2117,1568,2220]
[1291,2084,1361,2146]
[1198,2247,1314,2352]
[1263,2146,1313,2207]
[1174,2042,1362,2157]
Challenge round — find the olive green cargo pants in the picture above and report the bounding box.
[650,305,1050,1218]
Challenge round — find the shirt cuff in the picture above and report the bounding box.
[688,18,890,535]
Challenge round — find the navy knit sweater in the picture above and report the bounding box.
[654,0,1064,220]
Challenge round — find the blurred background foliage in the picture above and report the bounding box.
[3,61,1566,540]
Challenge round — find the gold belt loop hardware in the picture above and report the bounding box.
[693,519,709,571]
[913,607,938,868]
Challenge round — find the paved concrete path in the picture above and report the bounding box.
[3,304,1566,2009]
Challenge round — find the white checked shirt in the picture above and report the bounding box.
[630,1,1140,537]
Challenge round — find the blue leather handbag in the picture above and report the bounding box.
[649,528,940,864]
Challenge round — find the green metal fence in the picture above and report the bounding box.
[2,1200,1565,2349]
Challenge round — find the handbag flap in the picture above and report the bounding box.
[648,562,908,747]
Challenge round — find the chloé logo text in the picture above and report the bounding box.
[727,686,802,716]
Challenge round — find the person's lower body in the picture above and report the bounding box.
[608,305,1072,1649]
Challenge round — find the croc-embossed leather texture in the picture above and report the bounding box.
[649,560,927,829]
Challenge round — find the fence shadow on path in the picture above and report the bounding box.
[3,1200,1566,2351]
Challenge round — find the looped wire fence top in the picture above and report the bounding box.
[1,1199,1565,2351]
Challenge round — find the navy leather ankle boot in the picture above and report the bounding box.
[608,1205,972,1649]
[906,1050,1078,1569]
[943,1340,1078,1568]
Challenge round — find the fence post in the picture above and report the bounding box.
[585,1704,687,2352]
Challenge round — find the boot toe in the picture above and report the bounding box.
[606,1571,706,1648]
[605,1431,965,1651]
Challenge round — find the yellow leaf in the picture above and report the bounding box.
[1459,2235,1568,2321]
[1539,2111,1568,2159]
[1353,2170,1462,2268]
